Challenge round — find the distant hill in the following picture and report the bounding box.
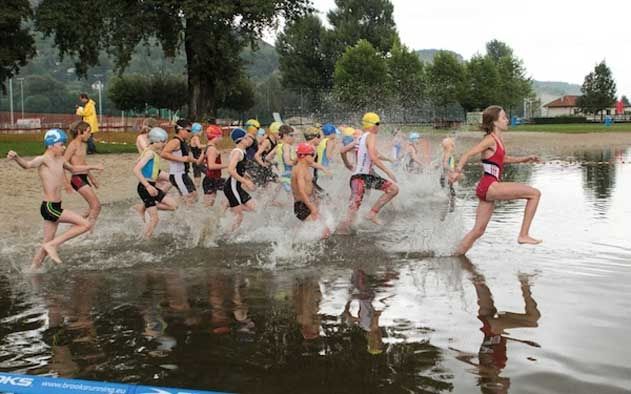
[415,49,464,64]
[531,80,582,105]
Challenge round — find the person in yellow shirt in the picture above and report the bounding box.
[76,93,99,154]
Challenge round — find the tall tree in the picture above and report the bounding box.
[35,0,310,119]
[386,39,425,109]
[333,40,387,108]
[425,51,466,107]
[327,0,398,56]
[485,39,513,63]
[276,14,334,101]
[483,40,532,114]
[0,0,36,92]
[461,54,499,112]
[577,60,617,115]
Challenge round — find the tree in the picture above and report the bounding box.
[461,54,499,112]
[108,75,149,113]
[327,0,398,56]
[0,0,36,92]
[425,51,466,107]
[621,95,630,107]
[35,0,311,119]
[577,60,616,115]
[486,39,513,63]
[385,39,425,109]
[276,14,334,101]
[333,40,387,108]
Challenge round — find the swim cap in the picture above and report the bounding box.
[205,125,222,140]
[148,127,168,143]
[191,122,203,134]
[296,142,315,156]
[362,112,381,129]
[409,132,420,141]
[303,126,320,141]
[269,122,282,134]
[44,128,68,147]
[342,127,355,137]
[321,123,336,136]
[257,128,266,137]
[231,127,247,143]
[175,119,191,131]
[245,119,260,133]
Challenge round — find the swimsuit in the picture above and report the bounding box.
[475,134,505,201]
[70,174,90,191]
[349,133,392,210]
[276,143,295,192]
[168,137,196,196]
[137,150,166,208]
[203,151,225,194]
[191,145,203,178]
[40,201,63,222]
[294,201,311,221]
[224,148,252,208]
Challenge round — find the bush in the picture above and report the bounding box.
[532,116,588,124]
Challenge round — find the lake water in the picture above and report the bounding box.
[0,135,630,393]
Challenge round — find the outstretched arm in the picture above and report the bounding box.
[6,151,45,169]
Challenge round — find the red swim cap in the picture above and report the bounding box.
[296,142,315,156]
[206,125,223,140]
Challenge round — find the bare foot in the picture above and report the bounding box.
[43,243,62,264]
[366,211,383,225]
[518,236,542,245]
[133,204,146,222]
[321,227,331,239]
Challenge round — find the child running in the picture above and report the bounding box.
[190,122,205,188]
[316,123,337,169]
[270,125,297,194]
[450,105,541,255]
[440,135,457,195]
[338,113,399,233]
[202,125,228,207]
[161,119,199,205]
[133,127,177,238]
[7,129,103,268]
[254,121,281,188]
[403,132,424,173]
[64,121,101,227]
[291,143,331,239]
[223,128,256,232]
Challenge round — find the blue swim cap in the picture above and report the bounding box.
[322,123,336,136]
[257,128,266,137]
[342,136,355,146]
[191,122,203,134]
[409,132,420,141]
[231,128,247,143]
[148,127,168,143]
[44,128,68,147]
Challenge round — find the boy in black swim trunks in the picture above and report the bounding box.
[291,143,331,239]
[64,121,101,228]
[7,129,103,269]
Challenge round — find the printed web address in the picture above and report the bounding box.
[40,380,126,394]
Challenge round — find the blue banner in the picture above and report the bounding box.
[0,372,228,394]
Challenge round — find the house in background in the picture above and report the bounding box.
[543,95,631,118]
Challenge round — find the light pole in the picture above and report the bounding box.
[16,77,24,119]
[8,78,14,126]
[92,74,104,126]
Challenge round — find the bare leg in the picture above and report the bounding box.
[204,193,217,208]
[337,207,358,234]
[77,186,101,227]
[42,210,91,264]
[487,182,542,245]
[133,203,146,222]
[31,221,59,269]
[157,172,172,193]
[366,183,399,225]
[157,195,177,211]
[229,206,244,233]
[455,200,495,256]
[144,207,159,239]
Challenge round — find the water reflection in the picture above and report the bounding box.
[454,257,541,394]
[579,150,617,207]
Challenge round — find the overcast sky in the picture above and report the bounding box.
[268,0,631,97]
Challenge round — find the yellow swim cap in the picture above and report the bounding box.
[362,112,381,129]
[269,121,282,134]
[245,119,260,133]
[342,127,355,137]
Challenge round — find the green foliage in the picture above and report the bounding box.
[460,55,499,111]
[276,14,334,96]
[108,75,148,113]
[425,51,466,107]
[108,74,187,113]
[577,60,617,115]
[621,95,630,106]
[34,0,311,118]
[333,40,387,108]
[0,0,36,92]
[24,94,51,112]
[327,0,398,56]
[485,40,513,62]
[385,39,425,107]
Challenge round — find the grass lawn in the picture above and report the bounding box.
[509,123,631,133]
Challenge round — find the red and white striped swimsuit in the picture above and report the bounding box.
[475,133,505,201]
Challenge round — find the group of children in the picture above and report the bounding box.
[7,105,543,271]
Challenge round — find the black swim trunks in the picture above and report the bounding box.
[137,182,166,208]
[294,201,312,221]
[70,174,90,191]
[40,201,63,222]
[224,177,252,208]
[169,173,196,196]
[203,177,226,194]
[191,146,204,178]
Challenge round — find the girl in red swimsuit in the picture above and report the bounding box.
[450,105,542,255]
